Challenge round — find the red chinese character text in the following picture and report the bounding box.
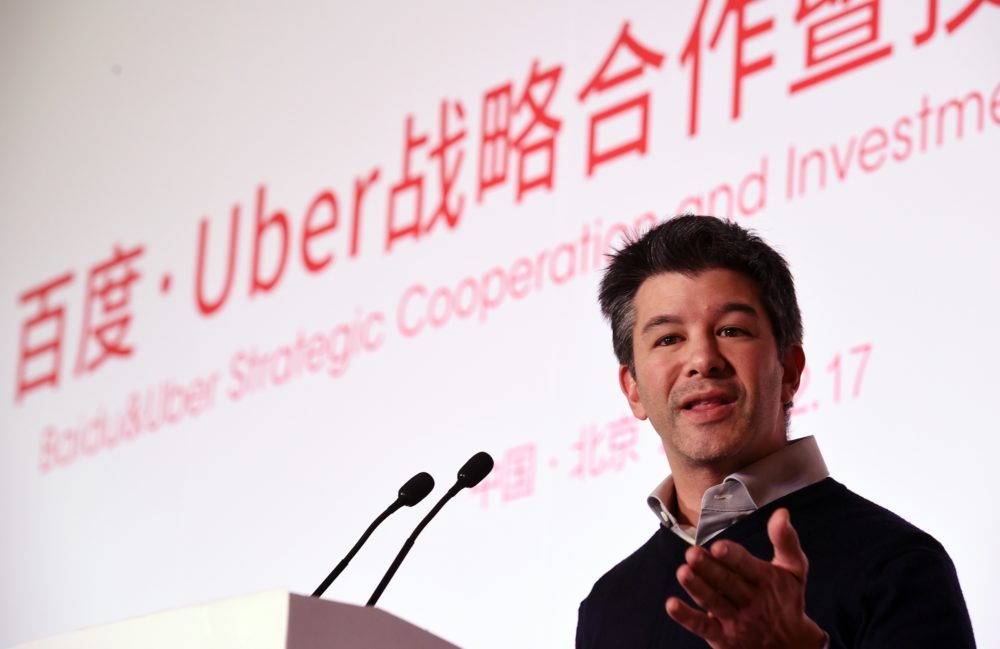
[386,101,467,251]
[682,0,775,136]
[578,22,665,176]
[75,245,144,375]
[570,416,641,479]
[914,0,1000,45]
[605,415,641,470]
[789,0,893,94]
[478,61,564,202]
[15,272,74,401]
[478,85,512,199]
[470,443,537,508]
[513,61,563,200]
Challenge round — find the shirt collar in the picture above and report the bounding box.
[646,436,829,545]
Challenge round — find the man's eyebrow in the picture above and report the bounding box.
[638,303,759,335]
[718,302,759,318]
[640,314,681,335]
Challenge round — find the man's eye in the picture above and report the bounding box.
[718,327,746,337]
[656,335,681,346]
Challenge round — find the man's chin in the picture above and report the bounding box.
[683,448,743,467]
[668,428,748,466]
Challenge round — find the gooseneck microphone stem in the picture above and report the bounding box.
[366,483,461,607]
[311,471,434,599]
[312,501,403,598]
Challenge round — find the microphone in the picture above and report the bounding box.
[311,471,434,598]
[366,451,494,607]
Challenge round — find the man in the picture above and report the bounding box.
[576,216,975,648]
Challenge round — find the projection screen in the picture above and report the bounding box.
[1,1,998,647]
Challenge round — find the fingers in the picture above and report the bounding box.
[681,546,754,609]
[665,596,722,644]
[767,508,809,581]
[707,538,766,584]
[676,559,741,616]
[669,512,817,646]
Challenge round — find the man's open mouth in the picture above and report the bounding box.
[681,391,736,410]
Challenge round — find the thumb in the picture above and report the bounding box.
[768,508,808,581]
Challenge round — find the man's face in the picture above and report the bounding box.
[619,269,804,475]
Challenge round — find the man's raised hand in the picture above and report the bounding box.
[665,508,828,649]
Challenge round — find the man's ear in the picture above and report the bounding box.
[780,344,807,405]
[619,364,648,420]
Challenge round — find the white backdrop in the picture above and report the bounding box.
[1,1,999,647]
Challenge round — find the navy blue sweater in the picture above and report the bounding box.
[576,478,975,648]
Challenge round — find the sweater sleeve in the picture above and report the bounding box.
[575,598,591,649]
[853,545,976,648]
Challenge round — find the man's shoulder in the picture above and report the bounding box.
[779,479,975,647]
[776,477,947,554]
[773,478,963,611]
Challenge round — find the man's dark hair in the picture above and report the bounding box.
[599,215,803,375]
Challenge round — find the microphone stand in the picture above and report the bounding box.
[366,484,461,606]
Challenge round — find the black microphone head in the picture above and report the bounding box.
[456,451,494,488]
[398,472,434,506]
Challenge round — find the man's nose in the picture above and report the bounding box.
[685,333,727,378]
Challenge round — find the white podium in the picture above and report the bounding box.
[12,590,461,649]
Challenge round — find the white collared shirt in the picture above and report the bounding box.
[647,436,830,545]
